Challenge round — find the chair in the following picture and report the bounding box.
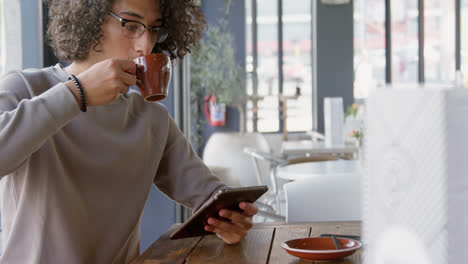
[243,147,340,215]
[203,132,285,222]
[283,173,361,222]
[203,132,270,187]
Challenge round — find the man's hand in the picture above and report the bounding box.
[204,202,258,244]
[65,59,137,107]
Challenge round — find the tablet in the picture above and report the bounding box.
[169,185,268,240]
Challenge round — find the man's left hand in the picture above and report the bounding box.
[204,202,258,244]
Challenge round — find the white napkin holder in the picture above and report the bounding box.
[324,97,344,147]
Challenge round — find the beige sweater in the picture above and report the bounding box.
[0,64,226,264]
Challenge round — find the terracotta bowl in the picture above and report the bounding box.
[281,237,362,261]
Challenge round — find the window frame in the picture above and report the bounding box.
[247,0,315,133]
[356,0,460,89]
[353,0,462,101]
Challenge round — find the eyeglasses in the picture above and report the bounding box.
[108,11,168,44]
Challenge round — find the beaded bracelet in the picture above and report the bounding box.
[68,74,87,112]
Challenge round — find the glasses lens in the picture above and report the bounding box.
[123,22,145,38]
[156,28,169,43]
[149,27,168,44]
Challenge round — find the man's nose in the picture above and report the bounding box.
[134,30,153,56]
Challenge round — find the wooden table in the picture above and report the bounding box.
[131,221,362,264]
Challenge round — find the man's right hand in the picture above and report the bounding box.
[65,59,137,107]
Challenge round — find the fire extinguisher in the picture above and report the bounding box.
[203,95,226,127]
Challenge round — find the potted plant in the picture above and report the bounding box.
[190,0,246,152]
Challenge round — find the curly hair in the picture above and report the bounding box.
[46,0,207,62]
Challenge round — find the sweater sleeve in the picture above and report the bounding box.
[0,71,80,176]
[153,115,227,212]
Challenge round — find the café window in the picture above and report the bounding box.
[0,1,22,74]
[354,0,457,98]
[246,0,313,133]
[461,0,468,84]
[424,0,455,83]
[391,0,419,84]
[353,0,386,99]
[0,2,4,75]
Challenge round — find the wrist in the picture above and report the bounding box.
[67,75,87,112]
[65,80,82,109]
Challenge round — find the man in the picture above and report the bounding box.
[0,0,257,263]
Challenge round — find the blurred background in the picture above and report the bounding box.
[1,0,467,254]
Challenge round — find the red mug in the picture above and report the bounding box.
[134,53,172,102]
